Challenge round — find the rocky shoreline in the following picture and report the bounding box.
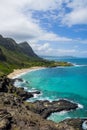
[0,76,87,130]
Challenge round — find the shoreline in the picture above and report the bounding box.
[7,62,74,79]
[7,66,46,79]
[2,68,86,129]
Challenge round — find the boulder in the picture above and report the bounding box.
[16,87,33,100]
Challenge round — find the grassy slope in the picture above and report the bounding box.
[0,45,72,76]
[0,45,40,75]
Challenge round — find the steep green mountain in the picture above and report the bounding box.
[0,34,43,75]
[0,48,6,61]
[0,34,72,75]
[0,35,40,59]
[19,42,39,58]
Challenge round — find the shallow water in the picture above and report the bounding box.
[19,57,87,122]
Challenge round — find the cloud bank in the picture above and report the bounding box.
[0,0,71,42]
[0,0,87,42]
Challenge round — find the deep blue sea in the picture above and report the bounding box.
[18,57,87,122]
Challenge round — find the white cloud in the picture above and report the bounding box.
[62,0,87,26]
[21,0,69,11]
[30,43,52,55]
[32,43,50,51]
[62,8,87,26]
[30,42,79,56]
[38,32,72,42]
[24,0,59,11]
[0,0,73,43]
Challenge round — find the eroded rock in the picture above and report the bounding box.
[0,76,86,130]
[0,109,12,130]
[25,99,78,119]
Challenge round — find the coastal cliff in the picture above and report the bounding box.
[0,76,86,130]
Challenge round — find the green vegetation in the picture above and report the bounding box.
[0,35,72,76]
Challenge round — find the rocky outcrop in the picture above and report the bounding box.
[0,92,58,130]
[0,76,87,130]
[0,76,34,100]
[25,99,78,119]
[58,118,87,130]
[0,75,10,92]
[0,92,86,130]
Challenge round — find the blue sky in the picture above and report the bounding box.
[0,0,87,57]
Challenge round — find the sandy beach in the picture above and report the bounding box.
[7,66,45,79]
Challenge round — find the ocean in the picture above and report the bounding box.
[17,57,87,122]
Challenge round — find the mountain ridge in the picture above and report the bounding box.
[19,41,39,58]
[0,34,72,75]
[0,34,43,75]
[0,35,40,58]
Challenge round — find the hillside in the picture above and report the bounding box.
[0,34,72,75]
[0,34,40,59]
[0,35,43,75]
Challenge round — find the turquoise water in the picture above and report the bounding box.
[19,57,87,122]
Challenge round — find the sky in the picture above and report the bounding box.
[0,0,87,57]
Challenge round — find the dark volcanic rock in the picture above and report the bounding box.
[58,118,87,130]
[0,75,87,130]
[0,93,57,130]
[0,109,12,130]
[16,87,33,100]
[0,76,11,92]
[25,99,78,119]
[0,76,34,100]
[0,93,23,107]
[32,91,41,95]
